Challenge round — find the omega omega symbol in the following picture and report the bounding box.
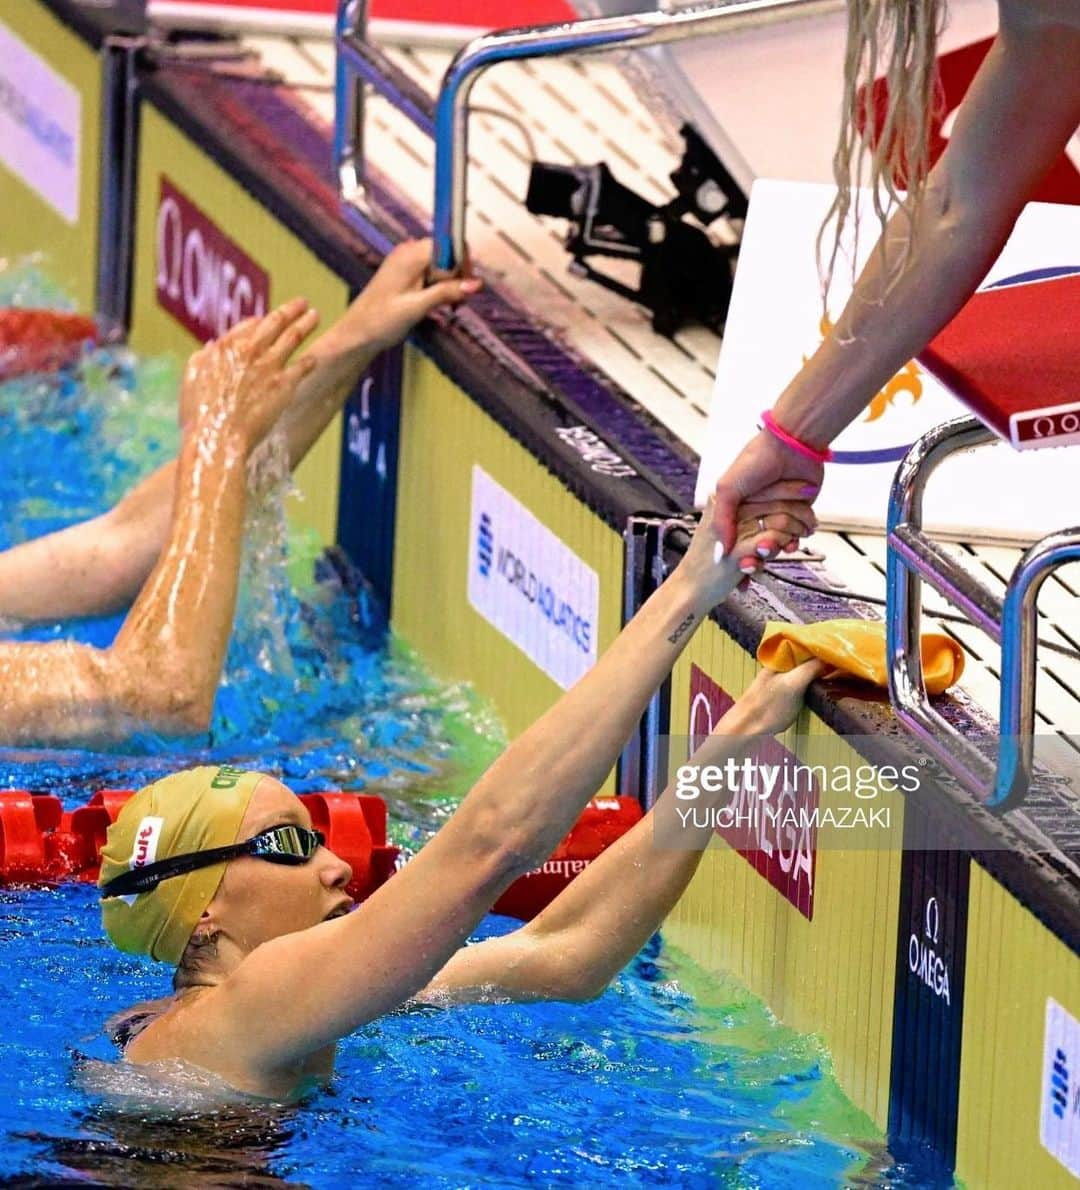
[925,896,939,944]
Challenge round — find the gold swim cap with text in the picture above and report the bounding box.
[99,765,265,965]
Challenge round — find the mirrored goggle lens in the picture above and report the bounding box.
[250,825,325,863]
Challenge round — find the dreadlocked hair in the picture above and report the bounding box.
[817,0,949,316]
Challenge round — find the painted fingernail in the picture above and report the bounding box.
[799,485,819,498]
[739,560,757,575]
[713,543,725,565]
[756,546,772,559]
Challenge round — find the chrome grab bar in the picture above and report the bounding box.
[334,0,836,263]
[431,0,835,271]
[886,415,1080,811]
[335,0,438,215]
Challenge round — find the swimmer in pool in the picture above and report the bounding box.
[0,241,480,746]
[710,0,1080,570]
[98,507,822,1101]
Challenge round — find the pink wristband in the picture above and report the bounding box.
[760,411,833,464]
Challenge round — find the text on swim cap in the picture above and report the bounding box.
[210,765,248,789]
[129,816,165,872]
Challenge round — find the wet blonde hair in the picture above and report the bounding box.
[817,0,949,309]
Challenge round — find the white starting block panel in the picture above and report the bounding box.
[695,181,1080,543]
[594,0,1001,196]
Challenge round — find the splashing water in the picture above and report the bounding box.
[0,262,504,850]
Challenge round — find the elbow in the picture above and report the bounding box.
[159,696,214,737]
[455,796,553,888]
[109,654,215,736]
[921,171,1020,265]
[520,924,611,1003]
[144,678,214,736]
[557,974,609,1004]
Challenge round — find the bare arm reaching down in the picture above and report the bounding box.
[0,301,318,745]
[712,2,1080,560]
[0,240,478,624]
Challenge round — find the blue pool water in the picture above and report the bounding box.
[0,264,927,1186]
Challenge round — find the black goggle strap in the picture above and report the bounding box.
[101,826,325,899]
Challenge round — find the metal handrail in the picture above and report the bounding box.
[335,0,438,216]
[886,415,1080,811]
[432,0,837,270]
[334,0,835,265]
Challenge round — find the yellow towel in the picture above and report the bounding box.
[757,619,964,696]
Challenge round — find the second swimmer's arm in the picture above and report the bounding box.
[276,240,478,468]
[0,244,476,627]
[776,9,1080,448]
[0,304,317,745]
[417,664,822,1005]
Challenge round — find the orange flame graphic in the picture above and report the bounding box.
[806,316,923,422]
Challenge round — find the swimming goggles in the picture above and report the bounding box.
[100,824,326,898]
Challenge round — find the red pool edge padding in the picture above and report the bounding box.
[0,309,99,381]
[0,790,641,921]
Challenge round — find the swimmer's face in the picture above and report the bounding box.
[208,778,354,955]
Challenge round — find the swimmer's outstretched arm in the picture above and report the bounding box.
[0,302,318,744]
[273,239,479,469]
[187,503,814,1081]
[0,463,177,624]
[417,662,823,1005]
[0,241,477,625]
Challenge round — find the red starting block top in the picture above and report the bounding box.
[920,270,1080,450]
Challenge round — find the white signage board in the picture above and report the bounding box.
[468,465,598,690]
[0,20,80,224]
[1042,997,1080,1178]
[695,180,1080,541]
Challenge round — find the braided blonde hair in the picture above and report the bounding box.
[817,0,949,310]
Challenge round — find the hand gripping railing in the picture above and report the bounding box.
[886,416,1080,812]
[334,0,838,267]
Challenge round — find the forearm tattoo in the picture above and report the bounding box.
[667,613,696,646]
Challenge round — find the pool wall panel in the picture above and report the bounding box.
[663,618,903,1132]
[0,1,101,312]
[392,346,623,770]
[128,104,351,549]
[955,861,1080,1189]
[887,812,970,1176]
[337,347,403,608]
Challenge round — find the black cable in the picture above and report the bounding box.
[763,565,1080,663]
[470,105,539,161]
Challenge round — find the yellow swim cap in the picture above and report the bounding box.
[99,765,265,966]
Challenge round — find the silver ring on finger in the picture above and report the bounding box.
[757,516,767,534]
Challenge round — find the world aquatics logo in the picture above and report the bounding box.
[477,512,494,578]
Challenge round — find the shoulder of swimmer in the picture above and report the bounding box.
[118,990,207,1063]
[121,986,336,1097]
